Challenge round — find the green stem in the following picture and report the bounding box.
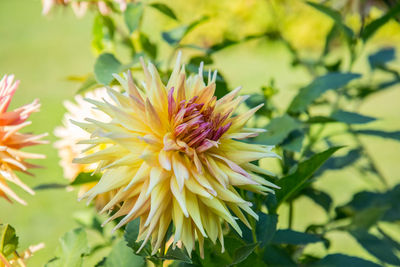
[288,201,294,229]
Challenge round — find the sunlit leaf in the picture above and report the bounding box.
[102,240,145,267]
[45,228,90,267]
[124,3,143,33]
[70,172,102,186]
[362,3,400,42]
[255,114,302,145]
[94,53,123,85]
[306,2,354,42]
[0,224,18,257]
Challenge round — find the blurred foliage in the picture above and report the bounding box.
[7,0,400,266]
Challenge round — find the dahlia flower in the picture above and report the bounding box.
[54,88,115,209]
[74,54,279,256]
[42,0,129,17]
[0,75,47,205]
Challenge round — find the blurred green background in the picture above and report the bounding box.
[1,0,400,266]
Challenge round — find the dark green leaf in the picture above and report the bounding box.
[70,173,102,186]
[271,229,322,245]
[368,47,396,69]
[316,148,362,176]
[288,73,361,114]
[302,187,332,212]
[228,243,258,266]
[0,224,18,257]
[306,2,354,41]
[351,206,388,230]
[256,213,278,247]
[306,116,337,124]
[160,247,192,263]
[124,3,143,33]
[362,4,400,42]
[263,245,296,266]
[149,3,178,20]
[94,53,123,85]
[124,219,150,256]
[312,253,381,267]
[331,110,376,124]
[103,240,145,267]
[139,32,157,59]
[351,230,400,265]
[162,16,208,45]
[255,114,302,145]
[281,129,305,152]
[274,146,342,209]
[34,183,68,190]
[355,129,400,141]
[45,228,90,267]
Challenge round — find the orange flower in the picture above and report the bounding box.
[0,75,47,205]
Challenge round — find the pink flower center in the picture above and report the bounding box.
[167,87,231,152]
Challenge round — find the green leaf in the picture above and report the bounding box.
[316,148,362,177]
[162,16,208,45]
[312,253,381,267]
[160,247,192,263]
[256,213,278,247]
[271,229,322,245]
[302,187,332,212]
[0,224,18,257]
[124,219,150,256]
[33,183,68,190]
[368,47,396,69]
[281,130,305,152]
[139,32,157,59]
[70,172,102,186]
[351,230,400,266]
[288,73,361,114]
[149,3,178,20]
[362,3,400,42]
[94,53,123,85]
[45,228,90,267]
[103,240,145,267]
[124,3,143,33]
[306,2,354,41]
[92,15,115,54]
[255,114,302,145]
[274,146,342,209]
[351,205,388,230]
[355,129,400,141]
[331,110,376,124]
[262,245,296,266]
[228,243,258,266]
